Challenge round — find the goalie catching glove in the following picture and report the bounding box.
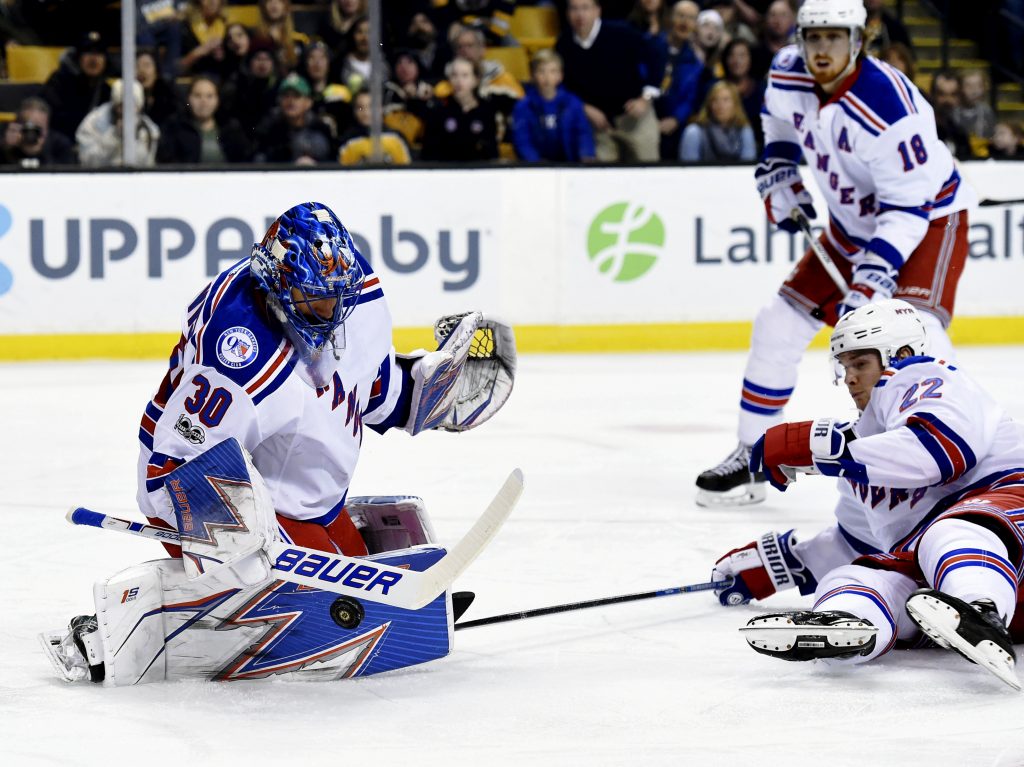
[749,418,857,491]
[402,312,516,435]
[712,530,815,606]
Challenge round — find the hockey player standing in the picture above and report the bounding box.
[712,300,1024,689]
[696,0,975,506]
[42,201,517,685]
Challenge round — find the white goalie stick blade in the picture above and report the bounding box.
[905,591,1021,691]
[67,469,524,612]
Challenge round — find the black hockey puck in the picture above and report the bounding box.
[330,597,365,630]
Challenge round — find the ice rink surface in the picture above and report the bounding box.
[3,348,1024,767]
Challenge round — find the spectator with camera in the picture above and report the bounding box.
[1,97,76,167]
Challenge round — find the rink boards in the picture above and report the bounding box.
[0,162,1021,359]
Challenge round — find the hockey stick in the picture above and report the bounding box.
[453,577,733,630]
[67,468,524,612]
[979,197,1024,207]
[791,208,849,295]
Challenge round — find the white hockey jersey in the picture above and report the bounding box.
[136,255,405,528]
[828,357,1024,553]
[762,47,976,271]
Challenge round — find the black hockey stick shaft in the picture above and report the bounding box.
[979,197,1024,207]
[453,578,733,630]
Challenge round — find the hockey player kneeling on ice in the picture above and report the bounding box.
[712,300,1024,690]
[41,201,517,685]
[695,0,974,507]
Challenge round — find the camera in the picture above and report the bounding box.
[19,121,42,145]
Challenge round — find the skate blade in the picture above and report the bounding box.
[38,630,86,683]
[695,483,766,508]
[740,616,877,654]
[906,593,1021,692]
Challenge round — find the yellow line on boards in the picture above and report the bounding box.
[1,317,1021,360]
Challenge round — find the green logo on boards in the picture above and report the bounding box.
[586,202,664,282]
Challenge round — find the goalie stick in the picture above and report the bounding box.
[453,577,734,630]
[67,468,524,612]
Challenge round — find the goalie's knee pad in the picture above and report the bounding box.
[347,495,437,554]
[56,546,455,686]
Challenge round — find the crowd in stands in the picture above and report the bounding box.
[0,0,1021,169]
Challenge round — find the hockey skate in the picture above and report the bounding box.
[695,443,765,507]
[39,614,105,683]
[905,588,1020,691]
[739,610,878,661]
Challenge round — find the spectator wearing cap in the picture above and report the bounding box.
[556,0,662,162]
[76,78,161,167]
[41,31,112,141]
[510,49,595,162]
[178,0,229,76]
[219,36,281,135]
[337,88,413,166]
[253,72,335,164]
[157,76,253,164]
[1,96,76,168]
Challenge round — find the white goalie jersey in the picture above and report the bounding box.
[762,46,976,271]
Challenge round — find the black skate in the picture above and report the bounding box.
[740,610,878,661]
[695,443,765,507]
[905,588,1020,691]
[39,614,105,683]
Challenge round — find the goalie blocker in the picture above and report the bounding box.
[41,439,514,685]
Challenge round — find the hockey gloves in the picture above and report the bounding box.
[755,158,816,233]
[749,418,857,491]
[838,253,900,317]
[712,530,814,606]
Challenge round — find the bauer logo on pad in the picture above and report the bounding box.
[217,326,259,368]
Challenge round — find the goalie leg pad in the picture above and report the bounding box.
[347,495,437,554]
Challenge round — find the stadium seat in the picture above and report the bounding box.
[510,6,559,57]
[484,46,530,84]
[5,44,66,83]
[224,5,261,27]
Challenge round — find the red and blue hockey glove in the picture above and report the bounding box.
[712,530,814,606]
[755,158,817,233]
[751,419,858,491]
[837,253,899,317]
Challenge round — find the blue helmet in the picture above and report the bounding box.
[251,202,365,351]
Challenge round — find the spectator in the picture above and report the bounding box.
[156,76,253,164]
[136,48,180,129]
[693,8,727,74]
[135,0,184,76]
[222,22,252,76]
[403,12,449,82]
[385,49,434,115]
[1,96,76,167]
[301,39,352,140]
[318,0,367,54]
[679,80,755,161]
[76,79,161,167]
[956,69,996,142]
[420,57,499,162]
[707,0,758,45]
[177,0,229,76]
[220,37,281,135]
[337,15,381,94]
[627,0,671,39]
[257,0,308,72]
[930,70,974,160]
[655,1,712,160]
[41,30,111,140]
[752,0,795,79]
[721,37,764,149]
[449,25,524,102]
[337,88,413,165]
[511,48,595,162]
[879,41,916,82]
[556,0,661,162]
[434,0,517,46]
[253,72,334,164]
[989,121,1023,159]
[863,0,911,58]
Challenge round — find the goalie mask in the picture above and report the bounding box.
[251,202,365,388]
[830,299,929,381]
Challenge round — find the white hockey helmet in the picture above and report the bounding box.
[830,299,929,372]
[797,0,867,77]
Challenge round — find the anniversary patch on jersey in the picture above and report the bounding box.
[174,413,206,444]
[217,326,259,369]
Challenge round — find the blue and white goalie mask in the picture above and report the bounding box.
[251,202,365,388]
